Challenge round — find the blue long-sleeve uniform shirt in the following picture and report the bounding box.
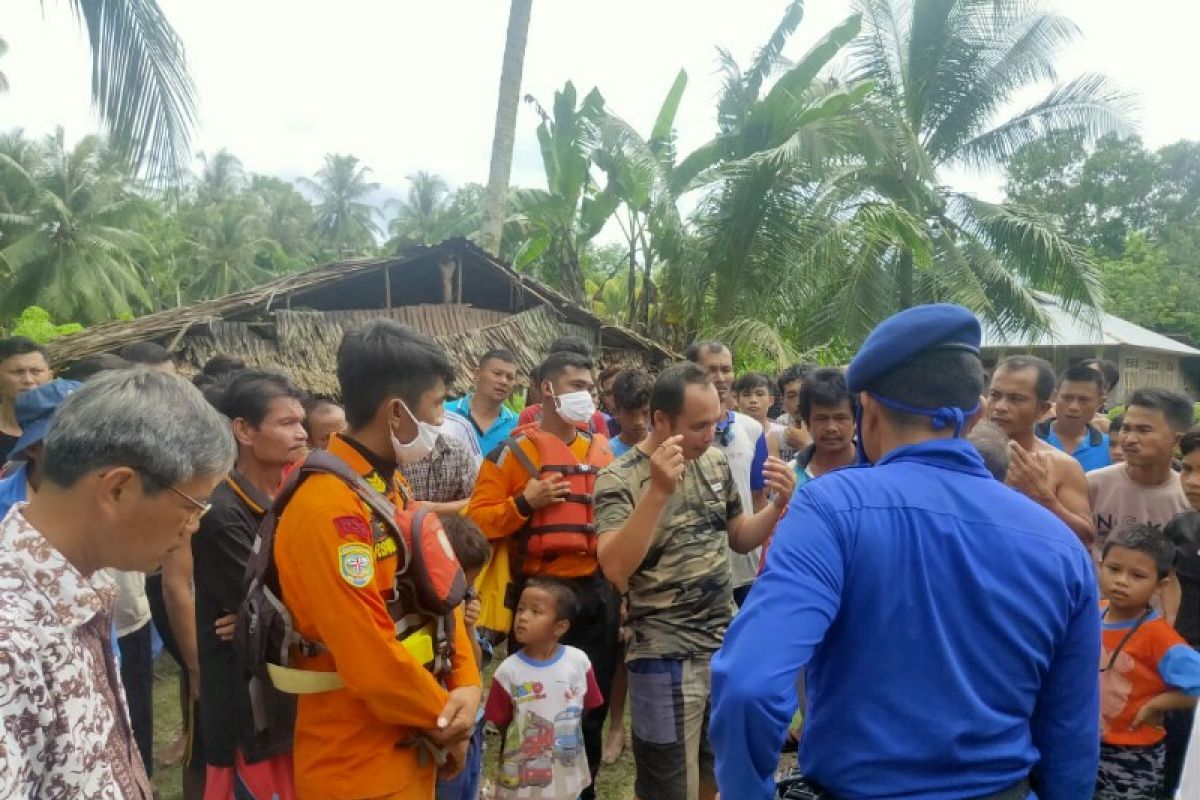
[710,439,1100,800]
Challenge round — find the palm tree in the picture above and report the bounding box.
[299,153,381,258]
[183,197,273,300]
[22,0,197,181]
[479,0,533,255]
[793,0,1128,343]
[670,4,872,333]
[386,171,451,247]
[197,148,245,203]
[0,129,153,323]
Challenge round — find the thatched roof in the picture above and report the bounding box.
[47,238,676,393]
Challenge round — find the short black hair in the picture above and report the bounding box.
[1109,413,1124,437]
[799,368,855,424]
[650,362,712,422]
[119,341,173,366]
[598,366,622,387]
[539,350,593,385]
[336,320,455,428]
[201,354,246,378]
[733,372,771,395]
[777,362,819,393]
[1126,387,1195,432]
[523,576,581,624]
[684,340,731,364]
[1181,426,1200,457]
[1058,364,1106,393]
[1081,358,1120,392]
[478,348,516,369]
[548,336,593,358]
[439,514,491,573]
[1103,524,1177,579]
[1165,512,1200,569]
[868,349,985,430]
[996,355,1056,402]
[215,369,306,427]
[612,369,652,411]
[60,353,128,382]
[0,336,48,363]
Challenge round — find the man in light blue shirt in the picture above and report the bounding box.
[1037,363,1112,472]
[445,349,519,457]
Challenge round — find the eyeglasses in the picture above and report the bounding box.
[134,468,212,519]
[165,483,213,519]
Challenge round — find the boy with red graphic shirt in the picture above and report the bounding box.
[485,578,603,800]
[1097,525,1200,799]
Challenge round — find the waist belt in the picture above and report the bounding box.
[778,776,1029,800]
[269,621,438,694]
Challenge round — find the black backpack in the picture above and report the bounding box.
[234,449,466,732]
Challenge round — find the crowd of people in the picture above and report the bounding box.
[2,302,1200,800]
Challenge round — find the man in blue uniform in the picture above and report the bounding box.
[710,304,1100,800]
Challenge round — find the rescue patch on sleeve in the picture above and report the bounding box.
[333,515,371,541]
[338,543,374,588]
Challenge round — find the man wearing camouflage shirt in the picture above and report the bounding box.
[594,362,795,800]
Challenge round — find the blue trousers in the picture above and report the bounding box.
[436,723,484,800]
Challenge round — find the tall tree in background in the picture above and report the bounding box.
[299,153,381,257]
[386,171,450,247]
[0,129,152,323]
[479,0,533,255]
[197,148,246,203]
[790,0,1128,344]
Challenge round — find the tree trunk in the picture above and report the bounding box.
[896,250,914,310]
[626,240,637,325]
[479,0,533,256]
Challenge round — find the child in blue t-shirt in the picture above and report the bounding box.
[608,370,652,458]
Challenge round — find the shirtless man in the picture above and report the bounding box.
[987,355,1094,548]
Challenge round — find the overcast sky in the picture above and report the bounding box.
[5,1,1199,210]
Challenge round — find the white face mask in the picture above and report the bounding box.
[550,387,596,425]
[391,400,440,464]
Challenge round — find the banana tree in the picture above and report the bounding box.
[511,83,610,301]
[591,68,688,330]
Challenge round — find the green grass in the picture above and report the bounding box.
[151,657,636,799]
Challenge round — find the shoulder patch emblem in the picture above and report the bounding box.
[338,543,374,588]
[333,515,371,541]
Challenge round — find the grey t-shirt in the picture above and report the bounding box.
[1088,463,1190,553]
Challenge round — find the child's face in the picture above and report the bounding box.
[738,387,771,420]
[514,586,567,646]
[1108,431,1125,465]
[1100,545,1165,613]
[614,405,650,445]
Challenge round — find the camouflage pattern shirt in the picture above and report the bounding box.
[594,446,743,661]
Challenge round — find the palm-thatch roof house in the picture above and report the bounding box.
[981,293,1200,403]
[47,238,676,396]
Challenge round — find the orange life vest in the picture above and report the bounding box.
[505,428,613,566]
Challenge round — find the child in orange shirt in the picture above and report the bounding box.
[1098,524,1200,799]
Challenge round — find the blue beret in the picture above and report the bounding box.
[846,304,981,393]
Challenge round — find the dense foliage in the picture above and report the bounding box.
[3,0,1143,357]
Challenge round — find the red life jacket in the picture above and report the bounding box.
[505,428,613,567]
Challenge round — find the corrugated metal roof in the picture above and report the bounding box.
[980,293,1200,356]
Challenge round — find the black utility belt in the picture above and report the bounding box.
[777,775,1030,800]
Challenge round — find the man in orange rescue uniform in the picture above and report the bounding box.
[468,348,620,800]
[275,320,481,799]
